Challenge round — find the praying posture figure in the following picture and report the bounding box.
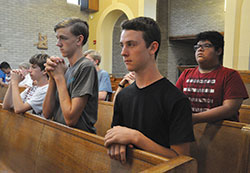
[43,17,98,133]
[3,54,49,116]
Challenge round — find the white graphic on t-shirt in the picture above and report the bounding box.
[188,97,214,104]
[184,78,216,109]
[186,79,216,84]
[183,87,215,93]
[23,86,38,102]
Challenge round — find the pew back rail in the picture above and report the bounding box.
[191,121,250,173]
[239,104,250,124]
[0,105,197,172]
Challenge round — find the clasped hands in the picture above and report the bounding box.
[44,56,67,79]
[10,69,25,85]
[104,126,136,164]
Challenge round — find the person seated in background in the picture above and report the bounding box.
[104,17,194,164]
[0,61,12,84]
[18,62,33,88]
[0,69,6,87]
[176,31,249,124]
[113,72,135,102]
[84,49,112,101]
[43,17,98,133]
[3,54,49,116]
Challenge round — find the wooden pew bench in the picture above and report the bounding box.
[0,105,197,173]
[191,121,250,173]
[95,101,114,137]
[96,101,250,172]
[110,76,123,92]
[239,104,250,124]
[0,86,26,103]
[0,108,44,172]
[0,86,7,102]
[238,70,250,105]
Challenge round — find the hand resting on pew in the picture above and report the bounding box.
[104,126,191,164]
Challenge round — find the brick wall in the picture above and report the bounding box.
[0,0,88,69]
[169,0,224,36]
[157,0,225,83]
[156,0,169,78]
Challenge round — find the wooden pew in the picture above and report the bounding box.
[110,75,123,93]
[240,125,250,172]
[0,108,44,172]
[238,70,250,122]
[0,86,27,103]
[0,86,7,102]
[239,104,250,124]
[95,101,113,137]
[0,105,197,173]
[238,70,250,84]
[191,121,250,173]
[19,86,26,93]
[238,70,250,105]
[97,100,250,172]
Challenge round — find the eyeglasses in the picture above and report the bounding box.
[194,43,213,51]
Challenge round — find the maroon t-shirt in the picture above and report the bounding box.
[176,66,248,120]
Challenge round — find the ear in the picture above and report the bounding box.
[77,35,84,46]
[216,48,222,56]
[149,41,159,55]
[94,60,99,66]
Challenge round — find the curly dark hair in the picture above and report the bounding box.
[195,31,224,64]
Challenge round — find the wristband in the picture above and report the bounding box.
[118,83,125,88]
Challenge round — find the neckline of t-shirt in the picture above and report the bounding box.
[68,56,85,69]
[135,77,165,90]
[36,83,49,89]
[197,65,222,76]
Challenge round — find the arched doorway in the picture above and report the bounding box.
[96,7,134,74]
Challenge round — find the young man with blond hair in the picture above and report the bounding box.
[43,17,98,133]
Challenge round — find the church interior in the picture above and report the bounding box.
[0,0,250,172]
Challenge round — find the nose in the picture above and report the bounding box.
[121,46,128,57]
[197,45,204,52]
[56,39,62,47]
[28,67,32,73]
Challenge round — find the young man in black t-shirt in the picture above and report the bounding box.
[104,17,194,164]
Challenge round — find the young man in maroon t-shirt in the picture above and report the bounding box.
[176,31,248,124]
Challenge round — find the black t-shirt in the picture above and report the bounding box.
[112,78,194,148]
